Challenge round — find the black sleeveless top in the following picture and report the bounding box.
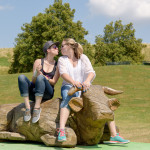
[40,58,57,80]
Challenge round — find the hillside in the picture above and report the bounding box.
[0,65,150,143]
[0,43,150,74]
[0,46,150,143]
[0,48,13,74]
[142,43,150,61]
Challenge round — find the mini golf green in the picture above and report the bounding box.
[0,142,150,150]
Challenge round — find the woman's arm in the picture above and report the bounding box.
[58,56,82,88]
[32,59,42,84]
[48,66,60,85]
[82,72,95,92]
[81,54,96,92]
[61,73,82,88]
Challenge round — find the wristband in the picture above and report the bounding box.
[33,69,38,77]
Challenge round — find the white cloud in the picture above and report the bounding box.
[88,0,150,20]
[0,5,14,11]
[0,6,4,10]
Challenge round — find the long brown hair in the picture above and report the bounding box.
[63,38,83,59]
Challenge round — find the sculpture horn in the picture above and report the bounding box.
[103,86,123,95]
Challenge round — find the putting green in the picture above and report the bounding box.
[0,142,150,150]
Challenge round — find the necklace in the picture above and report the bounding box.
[44,59,55,65]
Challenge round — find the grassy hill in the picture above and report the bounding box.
[0,43,150,74]
[0,47,150,143]
[0,48,13,74]
[142,43,150,61]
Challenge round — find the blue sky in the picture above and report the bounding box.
[0,0,150,48]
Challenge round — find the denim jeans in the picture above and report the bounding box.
[60,84,79,110]
[18,74,54,101]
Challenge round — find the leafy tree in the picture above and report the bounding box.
[9,1,88,73]
[94,20,145,65]
[83,43,95,64]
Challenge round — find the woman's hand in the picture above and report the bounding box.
[73,81,82,89]
[32,59,43,83]
[82,81,91,92]
[36,64,42,76]
[43,75,49,80]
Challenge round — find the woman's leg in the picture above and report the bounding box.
[59,107,70,129]
[24,97,30,109]
[108,120,117,137]
[18,75,33,121]
[34,96,42,109]
[18,75,32,109]
[58,85,79,142]
[34,74,54,103]
[106,120,130,144]
[32,75,54,123]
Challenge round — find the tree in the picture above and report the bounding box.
[9,1,88,73]
[83,43,95,64]
[94,20,145,65]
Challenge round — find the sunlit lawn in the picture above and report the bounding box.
[0,65,150,143]
[0,48,150,143]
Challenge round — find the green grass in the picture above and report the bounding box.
[1,141,150,150]
[0,65,150,143]
[0,47,150,143]
[0,48,13,74]
[93,65,150,143]
[0,57,10,66]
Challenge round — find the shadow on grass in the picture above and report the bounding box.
[77,144,102,149]
[102,143,128,147]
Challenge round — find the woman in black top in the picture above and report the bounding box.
[18,41,60,123]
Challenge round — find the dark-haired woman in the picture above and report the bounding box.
[18,41,60,123]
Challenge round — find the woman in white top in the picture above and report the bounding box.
[57,38,130,144]
[57,38,96,142]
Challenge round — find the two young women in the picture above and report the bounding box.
[18,38,129,144]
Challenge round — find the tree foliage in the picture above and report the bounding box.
[94,20,145,65]
[83,43,95,64]
[9,1,88,73]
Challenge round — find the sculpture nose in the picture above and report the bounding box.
[97,111,114,120]
[90,108,114,121]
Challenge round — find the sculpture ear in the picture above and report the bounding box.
[103,86,123,95]
[108,98,120,111]
[69,97,83,112]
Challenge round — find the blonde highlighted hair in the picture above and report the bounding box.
[63,38,83,59]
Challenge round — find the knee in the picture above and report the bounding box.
[61,85,72,97]
[60,100,71,110]
[36,74,45,82]
[18,75,26,83]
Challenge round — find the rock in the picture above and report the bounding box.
[0,85,122,147]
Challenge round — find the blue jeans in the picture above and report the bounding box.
[60,84,79,110]
[18,74,54,101]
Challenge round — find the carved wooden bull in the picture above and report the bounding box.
[0,85,122,147]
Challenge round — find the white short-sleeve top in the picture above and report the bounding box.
[58,54,96,87]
